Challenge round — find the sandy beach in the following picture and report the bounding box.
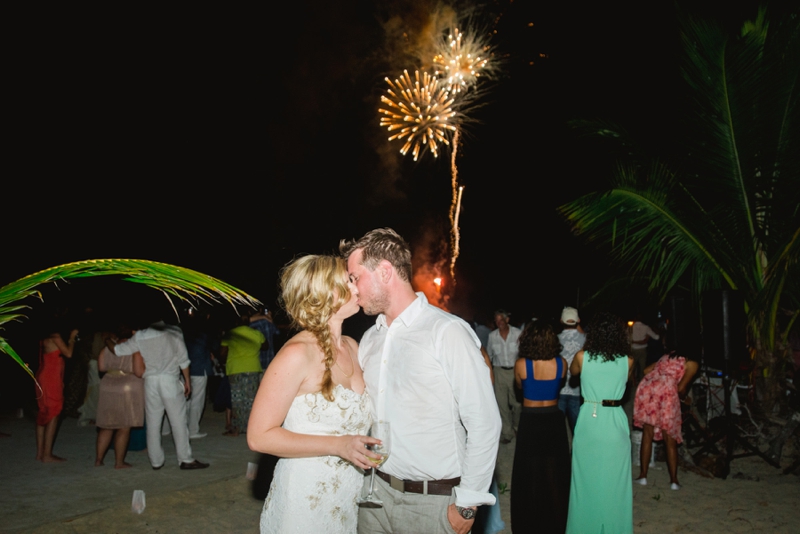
[1,407,798,533]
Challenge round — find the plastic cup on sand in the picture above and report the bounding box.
[246,462,258,480]
[132,490,146,514]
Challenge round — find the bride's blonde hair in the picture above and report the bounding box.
[280,255,351,401]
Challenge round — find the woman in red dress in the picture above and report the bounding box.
[633,348,699,489]
[36,325,78,462]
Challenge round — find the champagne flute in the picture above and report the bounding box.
[357,421,391,507]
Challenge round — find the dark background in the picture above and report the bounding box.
[4,0,786,351]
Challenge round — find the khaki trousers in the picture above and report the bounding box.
[357,475,459,534]
[493,367,520,441]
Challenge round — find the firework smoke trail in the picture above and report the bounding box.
[379,70,458,161]
[450,184,464,278]
[448,127,462,279]
[435,24,495,281]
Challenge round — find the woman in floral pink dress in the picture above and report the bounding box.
[633,350,699,489]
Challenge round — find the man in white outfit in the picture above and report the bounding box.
[341,228,501,534]
[486,310,522,444]
[113,320,209,470]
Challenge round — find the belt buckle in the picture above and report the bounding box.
[390,475,404,493]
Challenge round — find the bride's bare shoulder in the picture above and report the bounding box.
[275,331,321,365]
[342,335,359,352]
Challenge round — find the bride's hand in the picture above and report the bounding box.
[338,435,381,470]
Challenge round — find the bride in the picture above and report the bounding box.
[248,255,379,533]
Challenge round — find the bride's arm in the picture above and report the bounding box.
[247,341,379,470]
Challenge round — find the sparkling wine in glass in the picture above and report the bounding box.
[357,421,391,507]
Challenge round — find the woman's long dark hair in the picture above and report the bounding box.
[518,321,562,361]
[583,312,630,362]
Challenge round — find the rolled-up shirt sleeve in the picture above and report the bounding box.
[113,338,139,357]
[440,321,502,507]
[175,333,190,370]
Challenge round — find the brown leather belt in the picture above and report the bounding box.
[376,470,460,496]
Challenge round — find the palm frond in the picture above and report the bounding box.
[752,227,800,351]
[681,13,800,283]
[681,17,765,277]
[0,338,31,378]
[560,11,798,404]
[560,163,737,300]
[0,259,260,378]
[757,15,800,264]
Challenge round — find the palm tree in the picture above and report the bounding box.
[1,259,260,379]
[560,9,799,409]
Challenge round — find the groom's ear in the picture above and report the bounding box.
[376,260,393,284]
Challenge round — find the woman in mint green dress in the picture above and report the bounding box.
[566,313,634,534]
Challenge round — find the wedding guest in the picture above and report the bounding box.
[512,321,569,533]
[634,342,700,489]
[95,327,145,468]
[567,313,634,533]
[220,314,264,436]
[35,318,78,462]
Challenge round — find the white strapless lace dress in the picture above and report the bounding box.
[260,384,372,533]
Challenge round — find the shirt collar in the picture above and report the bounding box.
[375,292,427,331]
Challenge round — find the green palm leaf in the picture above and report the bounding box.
[559,9,798,400]
[752,227,800,350]
[560,162,737,299]
[0,259,260,378]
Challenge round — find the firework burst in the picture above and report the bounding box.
[379,69,458,161]
[432,27,492,94]
[379,13,500,287]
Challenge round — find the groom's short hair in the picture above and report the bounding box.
[339,227,412,282]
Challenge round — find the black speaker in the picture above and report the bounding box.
[702,289,747,373]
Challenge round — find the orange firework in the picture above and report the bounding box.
[379,70,458,161]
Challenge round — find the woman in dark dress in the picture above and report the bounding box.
[511,322,570,533]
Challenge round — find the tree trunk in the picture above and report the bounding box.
[754,345,790,415]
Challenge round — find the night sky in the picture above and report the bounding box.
[4,0,782,334]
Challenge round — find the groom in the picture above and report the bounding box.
[341,228,501,534]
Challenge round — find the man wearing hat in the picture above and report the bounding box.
[557,307,585,433]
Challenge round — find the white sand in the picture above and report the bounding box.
[2,409,798,533]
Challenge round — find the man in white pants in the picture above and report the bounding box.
[114,321,209,470]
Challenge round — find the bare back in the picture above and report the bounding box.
[41,332,76,358]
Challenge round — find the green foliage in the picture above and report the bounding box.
[560,12,799,355]
[0,259,260,378]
